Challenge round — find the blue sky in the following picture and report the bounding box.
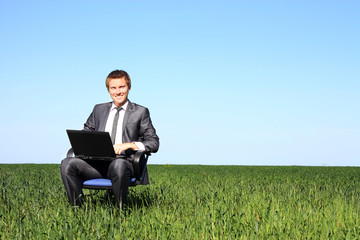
[0,1,359,166]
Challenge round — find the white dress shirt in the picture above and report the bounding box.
[104,101,145,150]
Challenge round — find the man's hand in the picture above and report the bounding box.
[113,142,138,155]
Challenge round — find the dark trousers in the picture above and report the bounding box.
[60,157,134,207]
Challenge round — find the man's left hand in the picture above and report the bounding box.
[113,143,138,155]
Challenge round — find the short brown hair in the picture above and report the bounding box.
[105,70,131,89]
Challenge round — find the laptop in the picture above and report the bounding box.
[66,129,116,161]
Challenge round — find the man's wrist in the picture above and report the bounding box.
[130,142,138,150]
[133,142,145,150]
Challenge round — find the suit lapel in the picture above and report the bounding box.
[99,102,112,131]
[122,100,134,134]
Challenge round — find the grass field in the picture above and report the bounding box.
[0,164,359,239]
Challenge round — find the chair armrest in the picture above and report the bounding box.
[66,148,74,158]
[133,150,149,180]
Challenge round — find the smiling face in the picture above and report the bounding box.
[107,77,130,107]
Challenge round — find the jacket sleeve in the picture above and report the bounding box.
[138,108,160,153]
[83,106,96,131]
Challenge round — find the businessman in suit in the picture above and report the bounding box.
[60,70,159,207]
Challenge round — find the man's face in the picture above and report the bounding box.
[108,77,130,107]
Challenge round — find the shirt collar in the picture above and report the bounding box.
[111,100,129,111]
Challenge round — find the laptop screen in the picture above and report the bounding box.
[66,130,116,160]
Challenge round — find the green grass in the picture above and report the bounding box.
[0,164,359,239]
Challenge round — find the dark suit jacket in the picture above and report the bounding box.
[82,100,159,184]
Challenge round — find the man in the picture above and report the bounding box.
[60,70,159,207]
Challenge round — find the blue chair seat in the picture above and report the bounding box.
[83,178,137,189]
[83,178,112,187]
